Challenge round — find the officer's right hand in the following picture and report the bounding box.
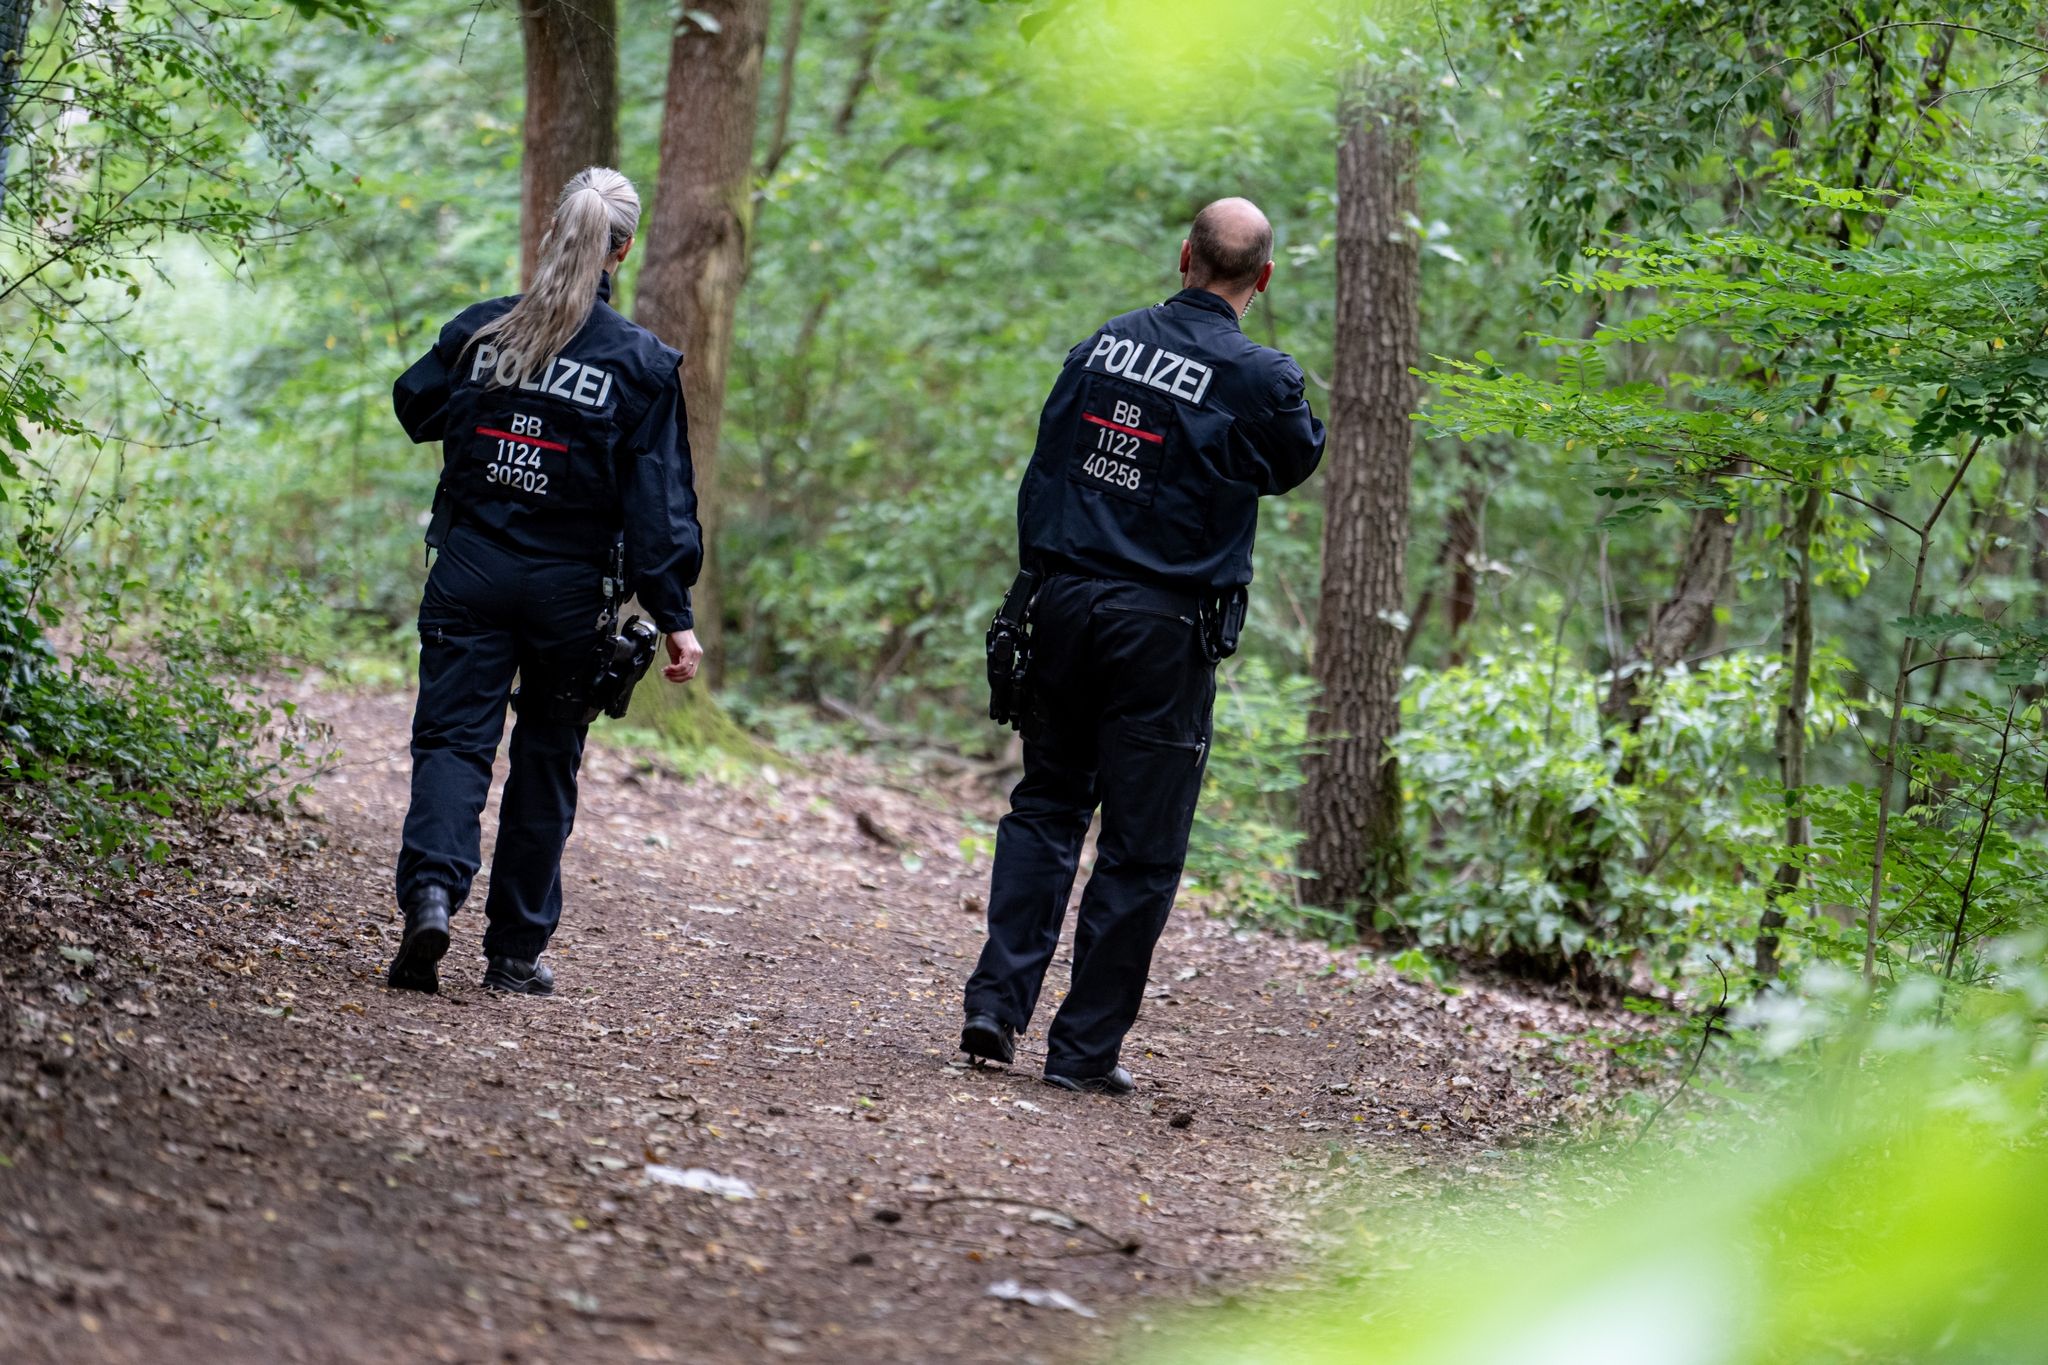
[663,629,703,684]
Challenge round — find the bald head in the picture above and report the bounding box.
[1183,197,1274,295]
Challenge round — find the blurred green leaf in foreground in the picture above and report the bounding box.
[1140,962,2048,1364]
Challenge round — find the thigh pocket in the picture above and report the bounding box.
[1105,722,1210,861]
[418,562,485,648]
[417,597,486,680]
[419,611,473,652]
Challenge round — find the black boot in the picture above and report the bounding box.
[387,887,451,994]
[960,1012,1017,1065]
[482,956,555,996]
[1044,1064,1135,1096]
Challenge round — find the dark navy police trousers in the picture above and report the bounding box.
[395,523,606,961]
[964,574,1216,1076]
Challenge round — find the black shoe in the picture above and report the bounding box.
[386,887,451,993]
[482,956,555,996]
[1044,1065,1135,1096]
[960,1012,1017,1065]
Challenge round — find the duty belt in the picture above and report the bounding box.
[1045,573,1248,663]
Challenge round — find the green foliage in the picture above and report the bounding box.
[0,0,352,871]
[1134,967,2048,1364]
[1495,0,2044,262]
[1185,658,1325,931]
[1790,692,2048,984]
[1387,628,1843,978]
[1420,171,2048,984]
[1426,188,2048,514]
[0,465,322,866]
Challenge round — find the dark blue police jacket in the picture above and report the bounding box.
[392,274,702,633]
[1018,287,1327,594]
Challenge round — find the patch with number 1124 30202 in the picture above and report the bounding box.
[472,411,565,500]
[1069,380,1167,506]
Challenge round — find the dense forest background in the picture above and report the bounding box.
[14,0,2048,981]
[5,1,2048,1358]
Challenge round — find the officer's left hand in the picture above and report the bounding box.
[663,629,703,684]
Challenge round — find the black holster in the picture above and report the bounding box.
[423,477,454,565]
[1200,587,1249,663]
[511,540,658,726]
[985,568,1040,730]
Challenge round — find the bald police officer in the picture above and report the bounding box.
[961,199,1327,1093]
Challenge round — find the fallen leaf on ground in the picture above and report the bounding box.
[985,1279,1097,1318]
[644,1165,757,1200]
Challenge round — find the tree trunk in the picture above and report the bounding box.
[1299,73,1422,920]
[1442,453,1484,660]
[636,0,770,683]
[1549,483,1735,979]
[759,0,805,180]
[1601,494,1737,735]
[1758,484,1819,979]
[1402,446,1484,665]
[518,0,619,286]
[0,0,34,198]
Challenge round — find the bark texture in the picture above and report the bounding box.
[518,0,620,286]
[636,0,770,679]
[0,0,33,196]
[1406,451,1485,663]
[759,0,804,179]
[1299,75,1422,918]
[1601,496,1737,734]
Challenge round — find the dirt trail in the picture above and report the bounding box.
[1,687,1613,1364]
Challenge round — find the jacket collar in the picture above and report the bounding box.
[597,271,613,304]
[1167,287,1242,327]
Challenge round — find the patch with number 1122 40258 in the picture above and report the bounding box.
[1070,387,1166,506]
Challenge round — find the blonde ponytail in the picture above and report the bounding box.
[469,167,641,388]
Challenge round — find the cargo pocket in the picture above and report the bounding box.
[1107,722,1210,865]
[415,592,485,691]
[419,610,474,654]
[415,615,460,691]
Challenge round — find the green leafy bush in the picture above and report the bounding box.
[1136,963,2048,1365]
[1186,658,1328,932]
[0,471,321,868]
[1788,691,2048,984]
[1387,628,1843,981]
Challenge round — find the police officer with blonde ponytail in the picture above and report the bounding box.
[386,167,703,997]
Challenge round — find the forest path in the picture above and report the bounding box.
[1,686,1607,1364]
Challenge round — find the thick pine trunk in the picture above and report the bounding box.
[518,0,619,286]
[635,0,770,683]
[1299,74,1422,920]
